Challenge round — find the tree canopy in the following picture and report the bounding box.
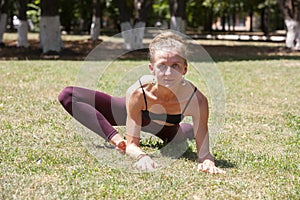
[8,0,286,34]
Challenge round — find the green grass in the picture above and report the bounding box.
[0,58,299,199]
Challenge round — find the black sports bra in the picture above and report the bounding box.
[139,79,197,125]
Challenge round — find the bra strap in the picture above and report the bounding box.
[182,87,197,115]
[139,79,148,110]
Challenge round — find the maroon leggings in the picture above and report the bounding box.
[58,86,194,142]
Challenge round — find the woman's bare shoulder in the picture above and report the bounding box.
[126,77,148,107]
[182,82,208,116]
[195,88,207,103]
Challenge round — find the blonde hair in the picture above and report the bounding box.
[149,31,187,64]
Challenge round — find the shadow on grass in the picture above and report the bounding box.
[94,43,300,62]
[202,44,300,62]
[1,38,299,61]
[99,45,300,62]
[214,158,236,169]
[180,146,236,169]
[140,140,236,169]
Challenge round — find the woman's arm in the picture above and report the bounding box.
[192,91,225,174]
[125,85,145,157]
[192,92,213,162]
[125,83,159,170]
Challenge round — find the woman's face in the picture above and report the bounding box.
[149,50,187,89]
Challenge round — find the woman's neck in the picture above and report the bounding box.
[153,84,178,102]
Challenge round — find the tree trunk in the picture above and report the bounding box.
[232,5,236,31]
[0,0,8,45]
[261,7,270,37]
[17,0,29,48]
[117,0,152,50]
[227,14,231,31]
[132,0,152,48]
[249,6,253,32]
[169,0,186,33]
[277,0,300,49]
[221,14,226,31]
[285,19,300,49]
[90,0,101,41]
[204,5,213,32]
[40,0,63,53]
[117,0,133,50]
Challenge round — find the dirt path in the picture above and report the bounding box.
[1,36,299,61]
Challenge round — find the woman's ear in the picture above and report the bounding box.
[148,63,155,75]
[183,63,188,75]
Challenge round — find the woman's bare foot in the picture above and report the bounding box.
[110,134,127,154]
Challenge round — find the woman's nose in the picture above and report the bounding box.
[164,66,172,75]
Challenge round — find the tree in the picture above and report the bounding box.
[0,0,8,47]
[90,0,101,41]
[116,0,153,50]
[277,0,300,49]
[17,0,29,48]
[59,0,76,33]
[39,0,63,53]
[169,0,187,33]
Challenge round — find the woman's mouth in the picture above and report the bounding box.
[163,78,174,81]
[163,79,174,83]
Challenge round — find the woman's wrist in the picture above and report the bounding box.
[126,144,148,159]
[198,152,214,163]
[136,153,149,161]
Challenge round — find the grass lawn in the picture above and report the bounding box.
[0,48,299,198]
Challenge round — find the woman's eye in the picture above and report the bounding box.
[158,64,167,70]
[172,64,179,69]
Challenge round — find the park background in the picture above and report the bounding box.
[0,0,300,54]
[1,0,300,199]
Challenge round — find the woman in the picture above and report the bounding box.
[58,31,225,174]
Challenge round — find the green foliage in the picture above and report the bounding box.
[27,1,41,32]
[11,0,287,34]
[186,0,206,28]
[258,0,278,9]
[59,0,94,33]
[147,0,169,27]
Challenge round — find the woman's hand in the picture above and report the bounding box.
[197,159,225,174]
[133,155,160,171]
[115,140,126,155]
[110,134,127,155]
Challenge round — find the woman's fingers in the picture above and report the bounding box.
[133,156,160,171]
[197,163,226,174]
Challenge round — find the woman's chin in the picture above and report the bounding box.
[158,81,180,89]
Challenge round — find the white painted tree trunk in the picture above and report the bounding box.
[181,19,186,33]
[120,21,146,50]
[90,16,100,41]
[120,21,133,50]
[39,16,63,53]
[285,19,300,50]
[170,16,184,33]
[132,21,145,49]
[17,20,29,48]
[0,13,7,43]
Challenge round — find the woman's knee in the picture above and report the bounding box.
[58,86,74,105]
[180,123,194,140]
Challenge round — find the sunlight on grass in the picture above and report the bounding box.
[3,32,92,41]
[0,59,299,199]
